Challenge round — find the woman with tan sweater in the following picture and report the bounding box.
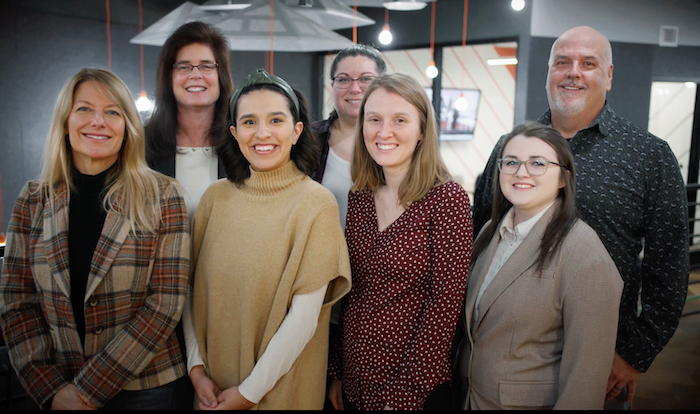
[183,69,351,410]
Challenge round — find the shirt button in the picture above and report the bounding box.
[94,327,104,335]
[88,298,99,307]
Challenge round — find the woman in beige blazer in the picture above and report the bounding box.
[454,122,623,410]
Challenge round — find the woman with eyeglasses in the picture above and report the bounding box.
[186,69,351,410]
[311,44,386,230]
[144,22,234,408]
[328,73,473,410]
[145,21,234,223]
[0,68,190,410]
[453,122,623,410]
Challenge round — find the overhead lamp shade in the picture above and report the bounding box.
[129,2,220,47]
[286,0,375,31]
[384,1,428,11]
[130,0,355,52]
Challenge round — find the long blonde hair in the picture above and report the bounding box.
[351,73,451,207]
[39,68,167,233]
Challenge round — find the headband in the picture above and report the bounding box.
[229,68,300,123]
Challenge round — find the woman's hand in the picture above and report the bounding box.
[202,386,254,410]
[328,377,344,410]
[51,384,97,410]
[190,365,221,409]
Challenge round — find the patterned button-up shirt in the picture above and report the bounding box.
[473,104,690,372]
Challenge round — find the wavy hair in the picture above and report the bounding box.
[39,68,168,233]
[220,84,319,185]
[472,122,578,272]
[145,21,234,161]
[351,73,451,207]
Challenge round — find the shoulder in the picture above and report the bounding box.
[427,181,471,208]
[296,177,339,208]
[603,108,669,150]
[311,118,332,137]
[560,219,614,263]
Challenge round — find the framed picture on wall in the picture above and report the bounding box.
[439,88,480,141]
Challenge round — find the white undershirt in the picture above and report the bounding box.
[182,284,328,404]
[320,148,352,231]
[175,146,219,223]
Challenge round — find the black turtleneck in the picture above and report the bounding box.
[69,163,115,346]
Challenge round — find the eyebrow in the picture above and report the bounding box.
[502,154,550,159]
[74,100,118,109]
[174,59,215,64]
[335,72,376,77]
[238,111,289,120]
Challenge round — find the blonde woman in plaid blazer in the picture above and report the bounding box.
[0,68,190,410]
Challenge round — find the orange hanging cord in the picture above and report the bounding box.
[269,0,274,75]
[106,0,111,70]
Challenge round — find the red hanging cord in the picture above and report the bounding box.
[353,0,357,44]
[430,0,436,62]
[139,0,145,92]
[106,0,111,70]
[461,0,468,89]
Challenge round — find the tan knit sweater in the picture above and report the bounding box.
[191,161,351,410]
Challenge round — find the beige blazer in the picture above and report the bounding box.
[454,207,623,410]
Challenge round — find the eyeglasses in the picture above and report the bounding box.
[497,157,568,176]
[332,76,375,89]
[172,63,219,75]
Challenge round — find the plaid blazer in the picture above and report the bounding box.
[0,175,190,408]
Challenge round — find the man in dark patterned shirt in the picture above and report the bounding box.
[473,26,689,409]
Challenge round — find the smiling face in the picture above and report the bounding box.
[545,26,613,121]
[172,42,220,110]
[66,81,125,175]
[499,134,565,223]
[362,87,422,178]
[332,55,380,121]
[230,89,303,172]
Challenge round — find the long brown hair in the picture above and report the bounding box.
[472,122,578,272]
[351,73,451,207]
[145,21,234,161]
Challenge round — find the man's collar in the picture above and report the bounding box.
[538,101,616,138]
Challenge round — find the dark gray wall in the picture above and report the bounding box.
[0,0,316,231]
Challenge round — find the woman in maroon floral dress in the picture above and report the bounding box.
[328,73,473,410]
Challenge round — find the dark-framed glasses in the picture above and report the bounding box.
[497,157,568,176]
[332,75,375,89]
[172,62,219,75]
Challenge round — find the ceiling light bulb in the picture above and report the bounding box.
[511,0,525,11]
[379,24,393,45]
[426,61,438,79]
[384,1,428,11]
[136,91,153,112]
[454,94,468,111]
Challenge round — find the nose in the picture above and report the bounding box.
[348,79,363,93]
[514,162,530,177]
[377,122,393,139]
[256,123,271,139]
[189,67,203,78]
[567,61,582,78]
[90,112,106,127]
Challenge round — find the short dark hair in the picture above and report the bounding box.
[329,43,387,80]
[220,84,319,185]
[145,21,234,161]
[473,122,578,272]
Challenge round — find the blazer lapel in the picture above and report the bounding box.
[471,206,556,331]
[43,184,72,298]
[84,204,131,300]
[464,225,500,334]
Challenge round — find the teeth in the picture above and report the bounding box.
[377,143,397,150]
[255,145,275,151]
[563,86,581,90]
[186,87,206,92]
[85,134,109,140]
[514,184,532,188]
